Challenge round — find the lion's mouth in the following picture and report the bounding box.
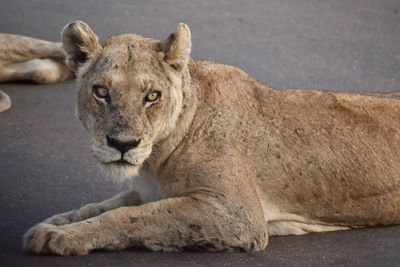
[99,157,142,180]
[107,159,138,166]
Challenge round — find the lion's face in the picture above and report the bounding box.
[62,22,191,179]
[77,37,182,178]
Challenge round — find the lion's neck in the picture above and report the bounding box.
[147,61,199,173]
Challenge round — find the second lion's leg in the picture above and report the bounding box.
[0,58,73,84]
[44,190,141,226]
[0,33,66,63]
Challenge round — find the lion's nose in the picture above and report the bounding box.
[106,134,141,154]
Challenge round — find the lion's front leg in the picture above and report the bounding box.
[44,190,141,226]
[23,195,268,255]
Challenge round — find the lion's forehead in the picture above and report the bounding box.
[100,34,160,65]
[86,47,164,84]
[95,51,160,73]
[80,34,165,88]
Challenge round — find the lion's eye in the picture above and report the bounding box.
[93,86,110,102]
[144,91,161,104]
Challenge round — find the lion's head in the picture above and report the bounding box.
[61,21,191,180]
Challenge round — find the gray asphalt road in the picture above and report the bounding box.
[1,1,400,266]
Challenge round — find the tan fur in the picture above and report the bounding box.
[0,90,11,112]
[0,33,74,112]
[23,21,400,256]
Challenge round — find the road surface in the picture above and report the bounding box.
[1,1,399,266]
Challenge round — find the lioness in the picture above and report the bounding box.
[23,21,400,256]
[0,33,73,112]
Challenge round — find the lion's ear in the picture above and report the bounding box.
[61,21,102,73]
[162,23,191,71]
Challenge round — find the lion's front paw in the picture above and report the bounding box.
[23,223,91,256]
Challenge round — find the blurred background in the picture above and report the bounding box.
[0,1,399,266]
[1,0,399,91]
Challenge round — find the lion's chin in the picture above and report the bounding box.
[100,161,141,184]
